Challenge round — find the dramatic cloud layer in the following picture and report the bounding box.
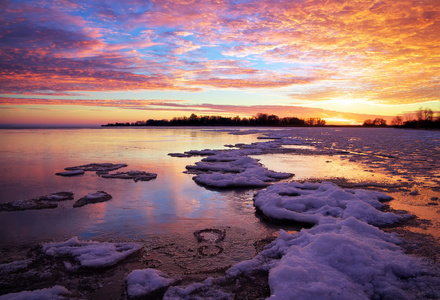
[1,0,439,124]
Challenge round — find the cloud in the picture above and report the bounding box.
[189,75,316,89]
[0,0,439,106]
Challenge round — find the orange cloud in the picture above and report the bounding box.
[1,0,439,110]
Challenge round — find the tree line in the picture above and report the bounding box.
[362,108,440,129]
[102,113,326,127]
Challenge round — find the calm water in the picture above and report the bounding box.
[1,127,439,247]
[0,128,268,246]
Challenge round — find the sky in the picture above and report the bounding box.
[0,0,439,125]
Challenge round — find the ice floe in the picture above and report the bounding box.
[0,192,74,211]
[101,171,157,182]
[0,285,71,300]
[63,163,128,175]
[126,268,176,299]
[55,169,85,177]
[42,237,141,269]
[73,191,112,208]
[227,217,438,300]
[254,181,409,226]
[185,153,293,188]
[57,163,157,183]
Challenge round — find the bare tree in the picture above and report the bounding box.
[391,116,403,126]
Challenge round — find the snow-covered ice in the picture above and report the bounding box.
[159,177,438,299]
[0,260,32,275]
[0,192,73,211]
[55,169,85,176]
[126,268,176,298]
[163,194,439,299]
[185,152,293,188]
[63,162,128,175]
[73,191,112,208]
[0,286,71,300]
[250,218,432,299]
[254,181,409,226]
[42,237,141,268]
[101,170,157,182]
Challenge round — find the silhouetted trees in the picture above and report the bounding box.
[102,113,328,127]
[395,107,440,129]
[362,118,387,127]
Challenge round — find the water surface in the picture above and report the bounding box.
[1,127,439,247]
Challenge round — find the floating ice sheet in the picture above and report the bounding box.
[254,181,409,226]
[185,152,293,188]
[73,191,112,208]
[63,163,127,175]
[0,192,73,212]
[101,171,157,182]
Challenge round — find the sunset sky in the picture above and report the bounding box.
[1,0,439,125]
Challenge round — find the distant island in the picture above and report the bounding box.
[102,113,326,127]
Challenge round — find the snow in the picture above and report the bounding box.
[44,192,74,201]
[164,278,233,300]
[185,152,293,188]
[161,179,438,299]
[0,192,74,212]
[254,182,409,226]
[101,170,157,182]
[42,237,141,268]
[0,199,57,211]
[64,162,128,175]
[55,170,85,176]
[0,260,32,275]
[262,217,429,299]
[73,191,112,207]
[0,286,70,300]
[126,268,176,298]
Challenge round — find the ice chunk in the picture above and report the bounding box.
[126,269,176,298]
[42,237,141,268]
[168,153,192,157]
[222,216,438,299]
[101,171,157,182]
[0,192,74,212]
[55,170,85,176]
[0,259,32,275]
[44,192,74,201]
[267,218,425,299]
[186,152,293,188]
[64,163,127,175]
[164,278,233,300]
[73,191,112,208]
[0,285,70,300]
[0,198,57,212]
[254,182,408,226]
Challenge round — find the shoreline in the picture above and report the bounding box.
[1,127,439,299]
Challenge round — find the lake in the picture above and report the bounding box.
[1,126,439,247]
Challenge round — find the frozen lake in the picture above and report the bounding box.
[0,127,439,246]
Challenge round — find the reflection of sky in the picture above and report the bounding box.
[0,128,263,245]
